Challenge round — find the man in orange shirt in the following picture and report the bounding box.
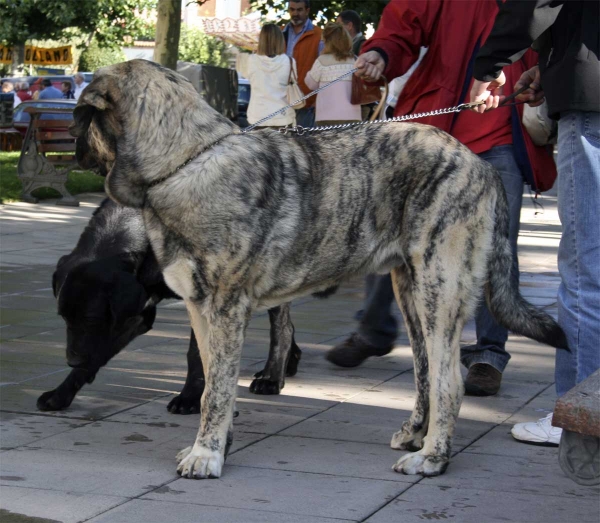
[283,0,323,127]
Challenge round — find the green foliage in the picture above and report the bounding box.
[0,152,104,203]
[249,0,389,29]
[178,26,229,67]
[78,40,126,72]
[0,0,157,47]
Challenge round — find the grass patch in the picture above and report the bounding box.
[0,152,105,204]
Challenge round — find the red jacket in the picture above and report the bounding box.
[362,0,556,192]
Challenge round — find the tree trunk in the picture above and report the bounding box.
[10,43,25,76]
[153,0,182,70]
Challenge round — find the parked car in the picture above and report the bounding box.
[12,99,76,138]
[237,76,250,128]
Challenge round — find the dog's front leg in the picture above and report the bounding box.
[250,303,300,395]
[176,298,249,479]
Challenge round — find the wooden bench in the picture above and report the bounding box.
[553,369,600,486]
[17,106,79,206]
[0,93,22,152]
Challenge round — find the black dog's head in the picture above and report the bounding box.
[53,259,155,373]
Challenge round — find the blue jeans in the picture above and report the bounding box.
[357,146,523,371]
[357,273,398,348]
[295,106,315,128]
[461,145,523,372]
[555,111,600,397]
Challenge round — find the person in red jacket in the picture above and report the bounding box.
[326,0,557,398]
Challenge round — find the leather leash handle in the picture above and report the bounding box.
[369,75,389,122]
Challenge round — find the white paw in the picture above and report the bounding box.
[392,450,448,476]
[176,445,224,479]
[390,429,424,450]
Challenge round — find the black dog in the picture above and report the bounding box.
[37,199,301,414]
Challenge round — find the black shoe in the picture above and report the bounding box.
[326,333,392,368]
[464,363,502,396]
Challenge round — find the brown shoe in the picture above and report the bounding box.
[326,333,392,368]
[464,363,502,396]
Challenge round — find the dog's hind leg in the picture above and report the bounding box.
[389,267,430,452]
[250,303,300,395]
[392,226,482,476]
[167,328,205,414]
[177,297,249,479]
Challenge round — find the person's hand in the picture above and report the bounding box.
[355,51,385,82]
[514,65,545,107]
[469,71,506,113]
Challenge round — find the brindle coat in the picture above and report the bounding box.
[71,60,567,479]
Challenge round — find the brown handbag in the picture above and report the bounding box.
[351,75,384,105]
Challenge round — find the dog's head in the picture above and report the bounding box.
[69,59,232,208]
[54,259,155,372]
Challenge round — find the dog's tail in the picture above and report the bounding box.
[485,182,569,351]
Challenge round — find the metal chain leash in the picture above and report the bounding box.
[241,67,484,135]
[278,101,483,135]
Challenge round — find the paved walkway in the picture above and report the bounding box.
[0,190,598,523]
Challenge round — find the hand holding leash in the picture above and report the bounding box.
[469,71,506,113]
[513,65,545,107]
[355,51,386,82]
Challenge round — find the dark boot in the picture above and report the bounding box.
[464,363,502,396]
[326,333,392,368]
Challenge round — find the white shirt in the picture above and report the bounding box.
[236,54,296,127]
[74,82,88,100]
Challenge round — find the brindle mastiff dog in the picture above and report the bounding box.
[70,59,568,479]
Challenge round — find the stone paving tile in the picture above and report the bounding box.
[142,465,406,521]
[87,499,357,523]
[25,419,265,461]
[227,434,418,483]
[364,484,599,523]
[0,485,127,523]
[106,392,328,435]
[279,402,496,452]
[0,446,178,497]
[0,381,164,420]
[425,450,599,499]
[0,294,57,312]
[0,359,67,386]
[462,423,562,459]
[0,411,89,450]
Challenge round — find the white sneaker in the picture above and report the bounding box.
[511,413,562,446]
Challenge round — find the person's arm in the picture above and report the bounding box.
[474,0,562,81]
[236,53,251,79]
[470,1,561,113]
[304,59,320,91]
[358,0,441,81]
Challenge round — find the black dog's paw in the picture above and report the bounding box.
[37,389,73,411]
[167,394,201,415]
[249,378,281,395]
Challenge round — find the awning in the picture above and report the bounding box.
[201,17,261,51]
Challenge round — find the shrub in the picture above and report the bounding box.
[78,40,126,72]
[178,25,229,68]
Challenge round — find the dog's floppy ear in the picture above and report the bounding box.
[109,272,149,322]
[79,76,114,111]
[70,105,95,138]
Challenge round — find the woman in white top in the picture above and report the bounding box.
[236,24,296,128]
[305,23,361,126]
